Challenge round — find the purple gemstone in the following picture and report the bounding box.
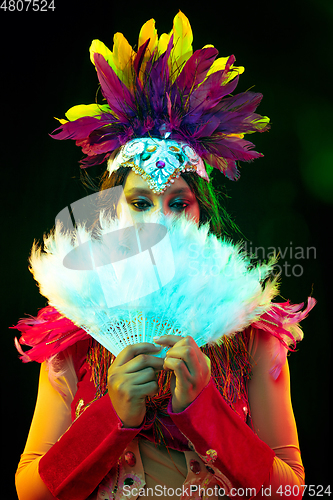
[156,160,165,169]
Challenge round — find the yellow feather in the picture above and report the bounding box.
[65,104,111,121]
[138,18,158,55]
[112,33,135,88]
[224,65,245,83]
[225,133,245,139]
[169,11,193,80]
[90,37,134,88]
[54,117,68,125]
[205,56,245,84]
[206,56,229,73]
[89,39,114,68]
[245,116,270,133]
[172,11,193,58]
[157,32,171,56]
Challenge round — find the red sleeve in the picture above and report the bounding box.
[38,394,144,500]
[168,378,275,497]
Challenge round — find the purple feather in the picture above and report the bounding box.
[171,47,218,106]
[144,35,174,116]
[213,91,264,115]
[94,53,136,122]
[200,92,270,135]
[188,73,239,117]
[209,136,262,161]
[134,38,151,75]
[215,111,270,135]
[50,116,110,141]
[191,116,221,138]
[152,34,173,77]
[202,153,240,180]
[82,135,121,154]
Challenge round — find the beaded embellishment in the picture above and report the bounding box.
[108,138,208,194]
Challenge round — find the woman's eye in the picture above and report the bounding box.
[170,201,189,210]
[131,200,152,211]
[130,199,190,211]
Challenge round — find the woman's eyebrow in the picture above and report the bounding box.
[125,187,192,196]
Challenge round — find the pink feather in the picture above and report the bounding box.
[251,298,316,379]
[12,299,315,368]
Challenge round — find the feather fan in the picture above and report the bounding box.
[29,213,279,356]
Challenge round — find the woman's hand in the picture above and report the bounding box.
[108,343,164,428]
[154,335,211,413]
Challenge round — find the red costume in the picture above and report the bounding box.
[14,301,313,500]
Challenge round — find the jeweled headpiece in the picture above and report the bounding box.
[51,11,270,192]
[109,138,208,193]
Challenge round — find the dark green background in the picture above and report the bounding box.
[2,0,332,498]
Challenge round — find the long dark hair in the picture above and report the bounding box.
[82,166,240,239]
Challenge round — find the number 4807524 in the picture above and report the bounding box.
[276,485,331,496]
[0,0,55,11]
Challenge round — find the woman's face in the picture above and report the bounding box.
[116,170,200,224]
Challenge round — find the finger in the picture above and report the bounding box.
[110,368,159,398]
[124,353,164,374]
[137,380,159,398]
[114,343,162,367]
[125,380,159,400]
[153,335,184,347]
[154,336,199,350]
[163,356,190,383]
[126,366,158,386]
[165,345,199,376]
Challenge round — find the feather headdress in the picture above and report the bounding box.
[51,11,270,181]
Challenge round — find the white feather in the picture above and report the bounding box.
[29,212,279,356]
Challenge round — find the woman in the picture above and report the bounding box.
[14,12,314,500]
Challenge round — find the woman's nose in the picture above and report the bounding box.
[151,199,169,215]
[162,204,175,216]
